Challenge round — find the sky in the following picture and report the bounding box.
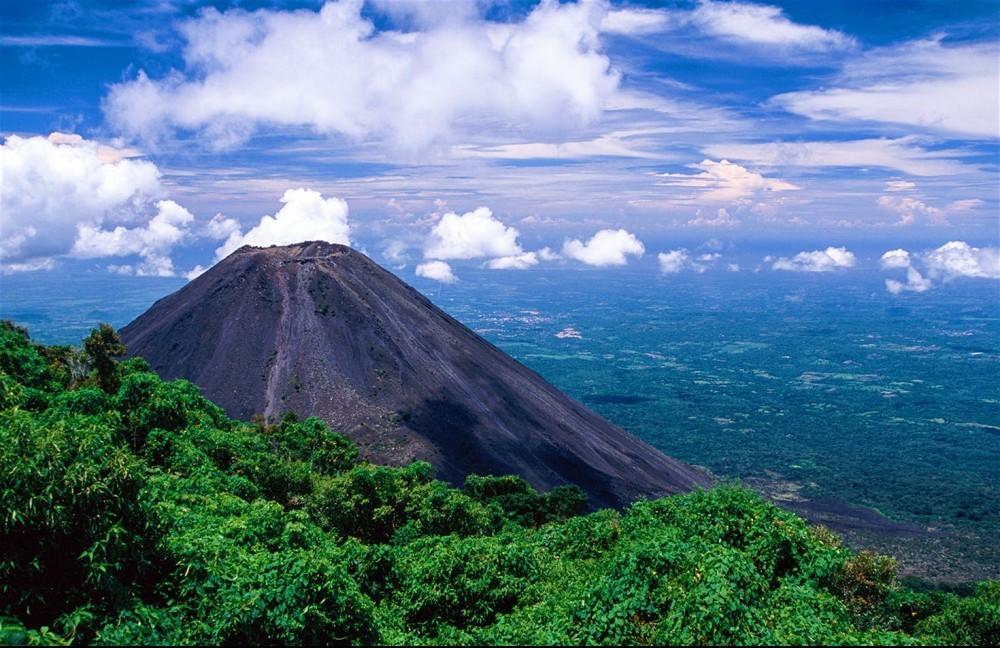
[1,0,998,293]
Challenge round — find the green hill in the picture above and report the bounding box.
[1,321,996,646]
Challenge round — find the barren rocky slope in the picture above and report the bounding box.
[121,242,710,509]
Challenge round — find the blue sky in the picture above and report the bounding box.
[1,0,997,291]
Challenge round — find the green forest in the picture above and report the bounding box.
[1,321,997,646]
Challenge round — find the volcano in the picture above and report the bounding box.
[121,241,710,509]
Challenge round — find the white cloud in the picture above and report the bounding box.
[771,246,857,272]
[204,213,241,240]
[881,247,929,293]
[380,239,412,265]
[948,199,985,212]
[486,252,539,270]
[601,1,854,55]
[703,137,975,177]
[658,248,722,273]
[772,39,999,139]
[658,249,689,273]
[424,207,523,260]
[185,265,209,281]
[1,35,126,48]
[215,188,350,260]
[0,133,203,272]
[415,260,457,283]
[880,249,912,270]
[72,200,194,276]
[880,241,998,294]
[690,0,855,51]
[1,258,56,274]
[885,180,916,192]
[105,0,622,152]
[451,132,661,160]
[878,193,985,227]
[562,228,644,266]
[877,195,943,226]
[657,159,799,203]
[923,241,1000,280]
[45,131,145,163]
[601,7,675,35]
[537,246,562,262]
[886,267,932,294]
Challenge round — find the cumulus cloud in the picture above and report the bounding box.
[537,247,562,262]
[104,0,621,152]
[1,133,161,262]
[881,247,927,294]
[72,200,194,276]
[658,249,689,273]
[770,246,857,272]
[772,39,999,139]
[415,260,457,283]
[204,213,241,240]
[0,132,206,274]
[923,241,1000,280]
[215,188,350,260]
[424,207,523,260]
[877,195,944,226]
[881,241,998,293]
[380,239,412,265]
[880,249,912,270]
[562,228,644,266]
[417,206,543,280]
[877,193,984,227]
[656,159,799,203]
[885,267,932,294]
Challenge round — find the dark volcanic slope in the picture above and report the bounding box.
[122,242,710,509]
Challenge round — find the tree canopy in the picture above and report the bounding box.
[1,320,996,645]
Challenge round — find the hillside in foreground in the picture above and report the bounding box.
[1,321,997,646]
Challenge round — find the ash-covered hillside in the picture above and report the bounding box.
[121,241,710,509]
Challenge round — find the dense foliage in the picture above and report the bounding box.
[1,321,996,646]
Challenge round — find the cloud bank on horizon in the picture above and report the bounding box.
[0,0,996,293]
